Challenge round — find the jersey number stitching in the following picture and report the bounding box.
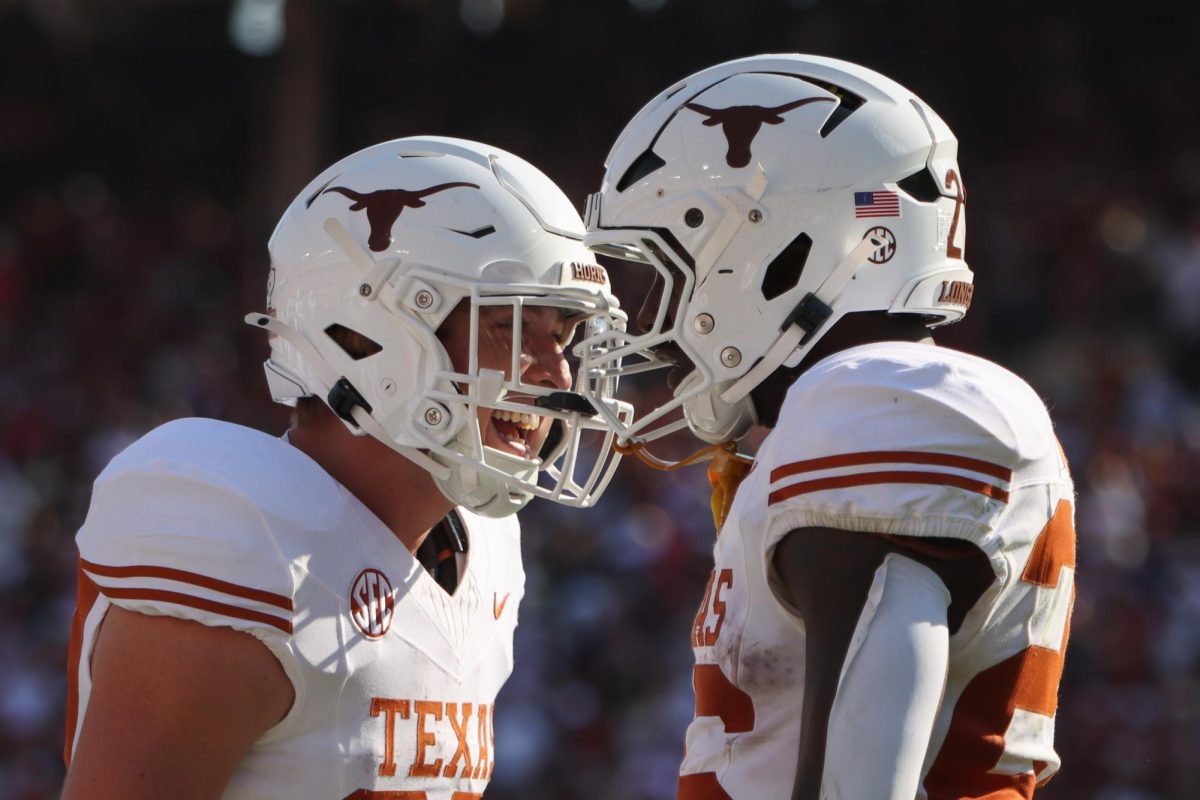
[680,569,752,800]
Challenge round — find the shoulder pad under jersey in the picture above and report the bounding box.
[760,342,1060,547]
[75,419,341,637]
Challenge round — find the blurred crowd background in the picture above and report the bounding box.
[2,1,1199,798]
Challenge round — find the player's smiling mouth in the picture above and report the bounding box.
[487,408,540,458]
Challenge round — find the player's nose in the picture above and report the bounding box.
[522,338,571,390]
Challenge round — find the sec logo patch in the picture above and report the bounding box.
[349,568,394,639]
[865,226,897,264]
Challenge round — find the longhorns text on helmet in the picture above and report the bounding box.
[580,54,973,447]
[247,136,632,516]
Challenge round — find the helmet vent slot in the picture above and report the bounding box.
[792,76,864,138]
[615,149,667,192]
[450,225,497,239]
[818,103,857,138]
[761,232,813,301]
[324,324,383,360]
[897,169,942,202]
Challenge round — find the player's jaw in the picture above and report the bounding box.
[644,340,697,393]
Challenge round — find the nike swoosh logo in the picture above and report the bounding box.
[493,592,510,620]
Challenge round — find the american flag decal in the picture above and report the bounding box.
[854,190,901,218]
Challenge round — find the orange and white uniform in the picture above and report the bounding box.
[678,342,1075,800]
[65,418,524,800]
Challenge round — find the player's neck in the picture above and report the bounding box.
[288,415,453,554]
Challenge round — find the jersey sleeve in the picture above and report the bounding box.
[77,462,297,639]
[760,358,1020,552]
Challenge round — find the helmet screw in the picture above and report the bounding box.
[380,378,396,396]
[424,407,444,426]
[684,207,704,228]
[748,209,763,224]
[720,347,742,368]
[695,313,715,335]
[655,188,665,198]
[414,290,434,309]
[358,283,372,297]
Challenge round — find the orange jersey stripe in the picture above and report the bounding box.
[768,470,1010,505]
[99,586,293,633]
[64,560,103,767]
[770,451,1012,483]
[80,558,293,610]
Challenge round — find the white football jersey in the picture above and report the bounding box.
[65,418,525,800]
[678,342,1075,800]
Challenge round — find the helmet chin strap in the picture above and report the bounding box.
[245,313,452,482]
[719,232,884,405]
[613,438,753,531]
[346,406,453,482]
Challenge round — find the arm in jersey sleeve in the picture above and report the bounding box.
[66,464,300,797]
[62,605,293,800]
[759,353,1027,797]
[772,527,985,800]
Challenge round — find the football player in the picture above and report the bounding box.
[62,137,627,799]
[580,55,1076,799]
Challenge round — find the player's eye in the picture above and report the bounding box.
[556,314,587,348]
[481,307,515,331]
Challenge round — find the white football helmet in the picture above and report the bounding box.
[248,136,630,516]
[580,54,972,445]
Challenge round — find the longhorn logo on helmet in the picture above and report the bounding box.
[322,183,480,252]
[685,97,834,168]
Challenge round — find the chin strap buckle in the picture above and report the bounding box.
[781,292,833,339]
[327,378,372,427]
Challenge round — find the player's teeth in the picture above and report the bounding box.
[494,410,537,430]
